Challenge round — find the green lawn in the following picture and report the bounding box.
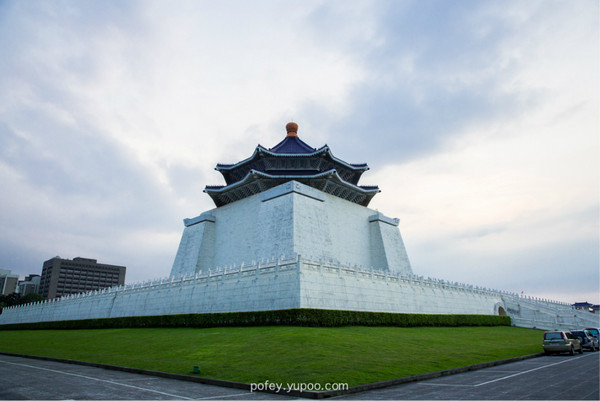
[0,326,542,386]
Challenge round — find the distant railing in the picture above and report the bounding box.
[3,253,576,312]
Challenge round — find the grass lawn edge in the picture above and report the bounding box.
[0,326,542,387]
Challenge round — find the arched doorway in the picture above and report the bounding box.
[497,306,507,316]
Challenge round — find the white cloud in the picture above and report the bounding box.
[65,1,366,167]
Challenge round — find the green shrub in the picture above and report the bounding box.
[0,309,510,330]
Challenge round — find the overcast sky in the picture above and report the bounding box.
[0,0,597,304]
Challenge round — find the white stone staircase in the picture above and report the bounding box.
[503,295,599,330]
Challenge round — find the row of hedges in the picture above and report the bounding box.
[0,309,510,330]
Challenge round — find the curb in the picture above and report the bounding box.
[0,352,256,393]
[310,352,544,398]
[0,351,543,399]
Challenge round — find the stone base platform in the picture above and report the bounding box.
[1,255,597,330]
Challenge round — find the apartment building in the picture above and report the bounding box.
[39,257,126,299]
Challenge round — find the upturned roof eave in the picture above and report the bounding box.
[215,144,369,173]
[215,146,263,171]
[204,169,380,195]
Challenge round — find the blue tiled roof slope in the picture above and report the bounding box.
[269,135,316,154]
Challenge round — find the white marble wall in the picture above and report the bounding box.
[299,260,501,314]
[0,257,301,324]
[2,255,597,330]
[170,212,215,277]
[170,181,413,276]
[368,213,412,275]
[501,294,599,331]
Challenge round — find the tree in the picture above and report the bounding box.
[0,292,44,313]
[20,292,44,305]
[3,293,21,307]
[0,293,20,313]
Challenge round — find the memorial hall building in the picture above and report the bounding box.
[1,123,597,331]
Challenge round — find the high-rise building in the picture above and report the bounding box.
[39,257,126,299]
[17,274,41,295]
[0,269,19,295]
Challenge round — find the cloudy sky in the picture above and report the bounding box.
[0,0,597,304]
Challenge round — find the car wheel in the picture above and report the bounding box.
[569,346,575,355]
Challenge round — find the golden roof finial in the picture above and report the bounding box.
[285,122,298,137]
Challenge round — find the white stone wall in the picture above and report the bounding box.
[174,185,297,274]
[291,184,412,273]
[170,212,215,277]
[0,257,301,325]
[170,181,413,276]
[2,255,597,330]
[298,259,501,314]
[501,294,600,331]
[368,213,412,275]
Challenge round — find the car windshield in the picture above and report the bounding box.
[544,332,563,340]
[572,331,585,337]
[585,328,599,337]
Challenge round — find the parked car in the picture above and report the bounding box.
[587,330,600,349]
[584,327,599,341]
[542,331,583,355]
[571,330,598,351]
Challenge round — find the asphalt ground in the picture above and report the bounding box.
[0,354,293,400]
[0,351,598,400]
[335,352,600,400]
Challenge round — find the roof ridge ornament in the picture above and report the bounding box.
[286,122,298,137]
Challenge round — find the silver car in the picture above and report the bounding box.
[584,327,600,343]
[542,331,583,355]
[572,329,599,351]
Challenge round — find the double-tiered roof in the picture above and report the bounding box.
[205,122,379,207]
